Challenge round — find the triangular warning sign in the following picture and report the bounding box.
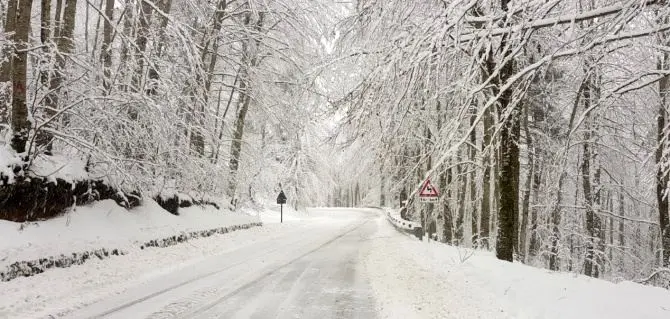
[419,179,439,197]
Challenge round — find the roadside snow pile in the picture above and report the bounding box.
[365,216,670,319]
[0,199,260,281]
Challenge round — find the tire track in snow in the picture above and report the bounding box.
[178,219,371,319]
[83,224,315,319]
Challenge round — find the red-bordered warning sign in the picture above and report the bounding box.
[419,178,439,202]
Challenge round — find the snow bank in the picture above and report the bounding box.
[0,222,300,318]
[365,216,670,319]
[0,199,259,270]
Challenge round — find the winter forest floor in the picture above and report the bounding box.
[1,207,669,318]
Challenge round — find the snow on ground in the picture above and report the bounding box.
[252,205,345,224]
[364,215,670,319]
[0,199,258,269]
[0,208,355,318]
[0,222,310,319]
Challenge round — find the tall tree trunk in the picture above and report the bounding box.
[528,151,542,258]
[380,163,386,206]
[608,192,614,264]
[39,0,51,82]
[583,62,604,278]
[0,0,18,128]
[191,0,228,157]
[494,0,519,262]
[146,0,173,94]
[101,0,115,91]
[10,0,33,154]
[36,0,55,150]
[213,68,240,164]
[40,0,78,153]
[658,34,670,268]
[131,0,152,96]
[455,148,466,243]
[227,12,264,203]
[481,98,493,249]
[469,109,478,246]
[618,191,626,271]
[441,159,454,243]
[520,103,533,262]
[119,2,134,93]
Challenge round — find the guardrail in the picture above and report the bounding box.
[385,208,423,239]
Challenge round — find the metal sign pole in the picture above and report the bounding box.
[280,204,283,223]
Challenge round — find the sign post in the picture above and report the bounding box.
[276,190,287,223]
[418,178,439,203]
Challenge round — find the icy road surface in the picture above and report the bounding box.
[65,208,379,319]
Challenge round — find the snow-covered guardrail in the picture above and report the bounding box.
[385,209,423,239]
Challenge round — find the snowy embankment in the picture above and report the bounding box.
[0,199,261,282]
[0,207,314,318]
[365,215,670,319]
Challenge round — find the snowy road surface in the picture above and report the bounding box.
[3,207,670,319]
[64,208,379,319]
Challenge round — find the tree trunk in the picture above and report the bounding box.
[456,149,466,244]
[619,191,626,271]
[0,0,18,127]
[583,64,604,278]
[9,0,33,154]
[528,149,542,258]
[101,0,114,91]
[469,109,478,246]
[658,38,670,268]
[227,12,264,203]
[481,97,493,249]
[441,159,454,244]
[228,88,251,202]
[146,0,173,94]
[380,163,386,206]
[40,0,78,153]
[520,103,533,262]
[132,0,152,95]
[119,2,134,93]
[494,0,519,262]
[608,192,613,265]
[36,0,55,150]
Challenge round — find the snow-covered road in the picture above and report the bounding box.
[4,207,670,319]
[64,208,379,319]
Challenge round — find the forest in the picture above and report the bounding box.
[1,0,669,288]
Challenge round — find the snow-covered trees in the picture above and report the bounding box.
[0,0,338,216]
[333,0,670,285]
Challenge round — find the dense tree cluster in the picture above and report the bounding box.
[332,0,670,285]
[0,0,338,211]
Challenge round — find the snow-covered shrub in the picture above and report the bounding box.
[139,222,262,250]
[0,248,126,282]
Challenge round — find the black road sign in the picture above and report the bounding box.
[277,190,287,205]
